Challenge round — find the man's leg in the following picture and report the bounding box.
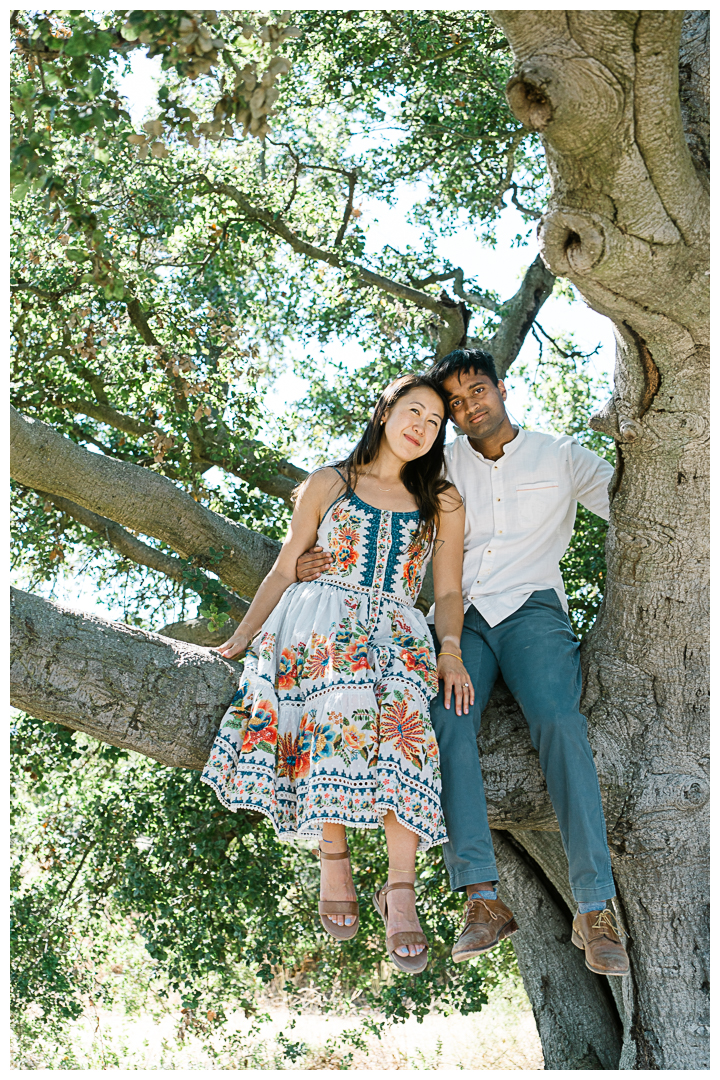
[430,606,500,893]
[490,590,616,906]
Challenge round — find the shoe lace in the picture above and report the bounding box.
[468,898,499,921]
[592,908,625,938]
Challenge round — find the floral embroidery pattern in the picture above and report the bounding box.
[401,536,426,599]
[390,611,437,692]
[239,698,278,754]
[303,633,335,682]
[259,632,276,662]
[277,647,299,691]
[327,505,363,577]
[379,692,425,770]
[201,487,446,852]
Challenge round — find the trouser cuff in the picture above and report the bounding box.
[572,882,616,905]
[447,866,499,894]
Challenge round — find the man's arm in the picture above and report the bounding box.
[568,439,615,521]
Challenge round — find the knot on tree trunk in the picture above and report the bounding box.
[539,208,607,277]
[506,58,623,153]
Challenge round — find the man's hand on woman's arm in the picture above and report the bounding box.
[296,545,332,581]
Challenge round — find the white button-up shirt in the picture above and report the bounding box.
[427,427,614,628]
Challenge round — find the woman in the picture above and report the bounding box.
[201,374,474,973]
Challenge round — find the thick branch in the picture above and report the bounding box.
[11,590,553,828]
[40,492,249,622]
[493,830,622,1069]
[55,395,301,504]
[10,407,280,599]
[483,255,556,378]
[10,587,242,770]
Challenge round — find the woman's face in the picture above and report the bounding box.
[381,385,445,462]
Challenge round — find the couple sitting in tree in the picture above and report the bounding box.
[202,348,629,978]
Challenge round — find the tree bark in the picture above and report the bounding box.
[10,588,243,770]
[490,9,709,1069]
[10,407,281,598]
[492,830,623,1069]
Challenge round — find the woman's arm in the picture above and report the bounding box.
[432,488,474,717]
[217,469,342,659]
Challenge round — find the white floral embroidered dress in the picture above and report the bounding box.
[201,486,448,851]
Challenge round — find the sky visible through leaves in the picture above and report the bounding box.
[15,39,617,628]
[121,48,617,445]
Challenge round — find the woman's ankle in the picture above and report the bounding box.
[387,866,416,884]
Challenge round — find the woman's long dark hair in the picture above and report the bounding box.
[336,373,452,550]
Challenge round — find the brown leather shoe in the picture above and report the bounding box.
[572,908,630,976]
[451,897,518,963]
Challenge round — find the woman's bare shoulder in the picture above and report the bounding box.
[295,466,347,505]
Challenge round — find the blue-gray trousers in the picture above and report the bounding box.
[430,589,615,904]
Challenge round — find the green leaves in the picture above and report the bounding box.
[11,712,514,1040]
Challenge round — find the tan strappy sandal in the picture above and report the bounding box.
[373,881,429,973]
[314,846,359,941]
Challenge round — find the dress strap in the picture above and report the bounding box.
[318,466,353,528]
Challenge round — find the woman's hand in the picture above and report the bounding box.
[437,653,475,716]
[216,628,251,660]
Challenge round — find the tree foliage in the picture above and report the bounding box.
[11,9,611,1052]
[12,711,516,1061]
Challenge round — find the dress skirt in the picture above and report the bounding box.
[201,577,448,851]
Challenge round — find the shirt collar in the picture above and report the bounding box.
[462,426,525,463]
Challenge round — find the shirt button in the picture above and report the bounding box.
[497,498,500,501]
[498,530,502,534]
[487,550,491,554]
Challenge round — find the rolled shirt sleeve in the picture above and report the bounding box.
[569,440,614,521]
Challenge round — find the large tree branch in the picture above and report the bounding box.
[482,254,556,379]
[39,492,249,622]
[10,588,242,770]
[54,395,302,505]
[10,589,554,827]
[10,407,280,599]
[493,830,623,1069]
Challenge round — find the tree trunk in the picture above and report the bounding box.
[489,9,710,1068]
[492,830,623,1069]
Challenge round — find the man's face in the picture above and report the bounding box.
[442,369,509,442]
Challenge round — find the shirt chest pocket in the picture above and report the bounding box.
[516,480,560,527]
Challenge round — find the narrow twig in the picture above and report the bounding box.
[509,181,541,220]
[533,321,601,361]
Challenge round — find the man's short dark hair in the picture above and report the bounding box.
[428,348,499,389]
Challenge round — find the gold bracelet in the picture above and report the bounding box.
[438,651,463,662]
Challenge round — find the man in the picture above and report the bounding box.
[297,348,629,977]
